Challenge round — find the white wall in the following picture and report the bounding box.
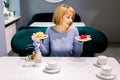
[0,0,7,56]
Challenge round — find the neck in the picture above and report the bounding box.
[55,24,70,32]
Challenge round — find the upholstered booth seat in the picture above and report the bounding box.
[11,26,108,57]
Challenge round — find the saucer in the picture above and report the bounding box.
[43,67,60,74]
[96,73,116,80]
[93,63,102,67]
[93,62,106,67]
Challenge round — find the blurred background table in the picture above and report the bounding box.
[30,22,85,27]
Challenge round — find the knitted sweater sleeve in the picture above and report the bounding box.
[73,27,83,56]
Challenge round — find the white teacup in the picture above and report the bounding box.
[46,60,57,70]
[97,55,107,65]
[101,64,112,76]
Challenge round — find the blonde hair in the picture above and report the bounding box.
[52,4,75,25]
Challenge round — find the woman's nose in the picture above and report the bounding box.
[69,18,72,22]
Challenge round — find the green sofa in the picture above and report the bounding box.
[11,26,108,57]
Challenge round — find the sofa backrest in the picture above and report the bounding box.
[27,13,81,25]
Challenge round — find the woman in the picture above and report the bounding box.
[32,4,83,57]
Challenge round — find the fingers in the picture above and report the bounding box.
[31,33,36,40]
[31,33,40,42]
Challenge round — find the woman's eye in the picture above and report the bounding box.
[66,16,69,18]
[67,16,71,19]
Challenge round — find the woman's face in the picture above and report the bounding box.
[61,12,73,27]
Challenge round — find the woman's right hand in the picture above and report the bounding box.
[31,33,41,42]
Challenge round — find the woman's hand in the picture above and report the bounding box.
[31,33,41,42]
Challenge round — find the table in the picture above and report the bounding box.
[30,22,86,27]
[0,57,120,80]
[4,16,21,27]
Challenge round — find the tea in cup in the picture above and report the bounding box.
[100,64,112,76]
[97,55,107,65]
[46,60,57,70]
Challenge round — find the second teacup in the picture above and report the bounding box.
[46,60,57,70]
[100,64,112,76]
[97,55,107,65]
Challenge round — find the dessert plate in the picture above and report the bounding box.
[36,35,48,40]
[74,35,92,42]
[96,73,116,80]
[43,67,60,74]
[32,35,48,42]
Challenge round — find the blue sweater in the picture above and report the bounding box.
[40,26,83,57]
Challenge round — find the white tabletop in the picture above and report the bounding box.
[4,16,21,26]
[30,22,86,27]
[0,57,120,80]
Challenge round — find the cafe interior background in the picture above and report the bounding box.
[0,0,120,56]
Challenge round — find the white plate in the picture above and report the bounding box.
[36,35,48,39]
[43,67,60,74]
[96,73,116,80]
[32,35,48,42]
[74,35,92,42]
